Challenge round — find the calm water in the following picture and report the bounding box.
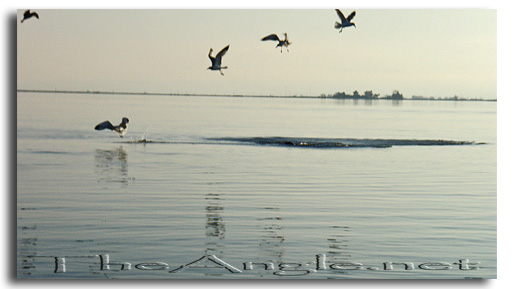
[17,92,496,279]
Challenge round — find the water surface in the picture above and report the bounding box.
[17,92,496,279]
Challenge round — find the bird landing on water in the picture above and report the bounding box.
[261,33,291,53]
[334,9,356,32]
[95,117,129,138]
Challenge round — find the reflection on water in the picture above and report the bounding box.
[326,225,351,277]
[392,99,402,107]
[327,226,352,272]
[94,146,132,186]
[258,207,285,262]
[327,226,351,258]
[204,193,225,255]
[203,192,226,277]
[253,207,285,277]
[333,99,403,107]
[17,223,38,278]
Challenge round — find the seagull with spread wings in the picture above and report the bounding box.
[207,45,230,76]
[95,117,130,138]
[261,33,292,53]
[334,9,356,32]
[21,10,39,23]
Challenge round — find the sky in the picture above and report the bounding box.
[16,7,497,99]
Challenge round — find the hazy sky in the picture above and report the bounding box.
[17,8,496,99]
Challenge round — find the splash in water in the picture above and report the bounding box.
[127,130,151,144]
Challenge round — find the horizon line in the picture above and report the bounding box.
[16,89,497,102]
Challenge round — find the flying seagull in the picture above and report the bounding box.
[334,9,356,32]
[208,45,230,76]
[21,10,39,23]
[95,117,129,138]
[261,33,291,53]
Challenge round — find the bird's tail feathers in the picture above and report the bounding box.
[335,22,342,29]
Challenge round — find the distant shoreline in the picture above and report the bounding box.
[17,89,497,102]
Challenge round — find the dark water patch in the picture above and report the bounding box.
[116,139,160,144]
[30,150,72,154]
[116,139,213,147]
[116,139,186,144]
[74,240,95,243]
[113,136,483,149]
[20,225,37,230]
[211,137,391,148]
[145,152,181,156]
[210,137,481,149]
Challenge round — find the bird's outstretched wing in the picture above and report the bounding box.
[208,48,216,65]
[215,45,230,66]
[216,45,229,58]
[346,11,356,21]
[262,34,280,41]
[335,9,346,22]
[95,121,115,131]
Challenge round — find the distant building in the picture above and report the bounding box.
[332,90,379,99]
[384,90,403,100]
